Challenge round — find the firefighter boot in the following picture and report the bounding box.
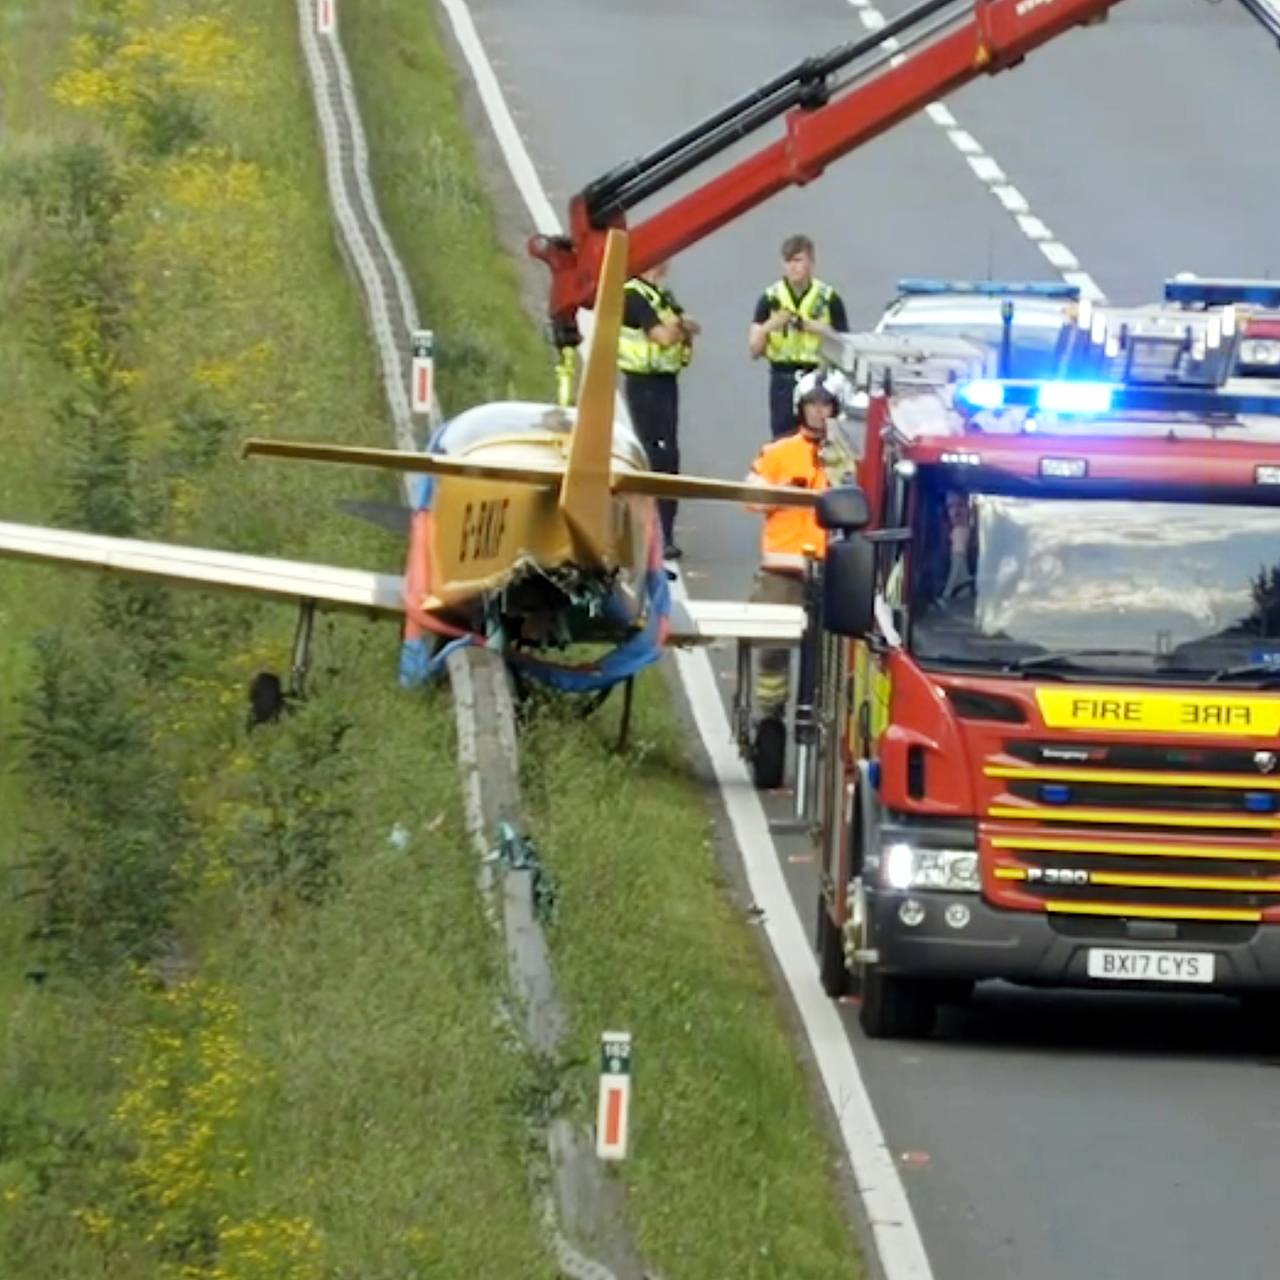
[751,656,789,790]
[751,713,787,790]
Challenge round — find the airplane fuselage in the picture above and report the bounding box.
[406,402,657,645]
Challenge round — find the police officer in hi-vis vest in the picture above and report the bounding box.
[747,234,850,439]
[618,261,699,560]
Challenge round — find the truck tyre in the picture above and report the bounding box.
[816,894,850,998]
[858,969,937,1039]
[1239,992,1280,1046]
[751,716,786,790]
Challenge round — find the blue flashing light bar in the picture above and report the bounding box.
[896,278,1081,300]
[957,379,1115,415]
[1164,278,1280,309]
[954,379,1280,419]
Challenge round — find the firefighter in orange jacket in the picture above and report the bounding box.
[745,372,855,763]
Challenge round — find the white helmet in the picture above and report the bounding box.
[793,367,855,418]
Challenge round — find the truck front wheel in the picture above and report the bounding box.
[859,969,937,1039]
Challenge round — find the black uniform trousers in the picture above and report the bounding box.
[623,371,679,545]
[768,363,814,439]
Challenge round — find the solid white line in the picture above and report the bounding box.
[439,3,935,1278]
[669,621,936,1280]
[437,0,560,235]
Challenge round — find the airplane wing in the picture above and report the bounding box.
[666,597,806,645]
[0,522,808,655]
[0,522,404,617]
[243,438,565,488]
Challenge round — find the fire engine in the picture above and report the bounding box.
[522,0,1280,1039]
[808,292,1280,1037]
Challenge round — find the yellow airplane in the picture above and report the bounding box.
[0,230,832,698]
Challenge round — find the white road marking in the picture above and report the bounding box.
[967,154,1006,184]
[849,0,1105,300]
[437,0,936,1276]
[992,184,1029,213]
[1016,214,1051,241]
[1040,240,1081,271]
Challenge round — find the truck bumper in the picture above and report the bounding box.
[869,889,1280,991]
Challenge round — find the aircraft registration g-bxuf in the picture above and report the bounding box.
[0,230,848,697]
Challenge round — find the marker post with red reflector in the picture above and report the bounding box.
[595,1031,632,1161]
[411,329,435,416]
[316,0,335,35]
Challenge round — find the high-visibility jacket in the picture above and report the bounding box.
[618,278,691,375]
[747,431,831,573]
[762,278,836,367]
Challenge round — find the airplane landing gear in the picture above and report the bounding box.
[247,599,317,729]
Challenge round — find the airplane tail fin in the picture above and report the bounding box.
[558,227,628,568]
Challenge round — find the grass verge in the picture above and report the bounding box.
[343,2,868,1275]
[0,1,554,1273]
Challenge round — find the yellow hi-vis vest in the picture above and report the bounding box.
[763,278,835,366]
[618,278,691,375]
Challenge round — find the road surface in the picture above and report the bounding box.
[452,2,1280,1275]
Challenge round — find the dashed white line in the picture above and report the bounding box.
[436,1,936,1277]
[848,0,1105,300]
[1040,241,1081,271]
[992,184,1029,214]
[967,154,1006,184]
[1016,214,1051,241]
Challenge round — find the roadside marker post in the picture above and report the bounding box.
[317,0,335,36]
[411,329,435,416]
[595,1031,632,1161]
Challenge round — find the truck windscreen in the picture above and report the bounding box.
[908,481,1280,677]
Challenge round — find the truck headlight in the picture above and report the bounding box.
[1240,338,1280,368]
[884,842,980,893]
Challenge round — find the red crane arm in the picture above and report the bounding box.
[529,0,1124,347]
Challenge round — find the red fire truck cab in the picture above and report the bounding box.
[813,301,1280,1038]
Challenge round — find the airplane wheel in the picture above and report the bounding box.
[816,893,850,998]
[858,968,937,1040]
[247,671,287,727]
[751,717,786,790]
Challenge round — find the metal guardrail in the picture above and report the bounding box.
[295,0,433,503]
[293,5,653,1276]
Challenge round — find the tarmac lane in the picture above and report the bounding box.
[865,0,1280,299]
[457,1,1280,1276]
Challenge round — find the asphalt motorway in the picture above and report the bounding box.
[456,1,1280,1276]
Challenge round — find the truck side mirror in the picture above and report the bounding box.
[816,485,870,533]
[823,535,875,638]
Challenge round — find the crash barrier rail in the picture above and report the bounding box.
[296,0,426,499]
[294,4,652,1275]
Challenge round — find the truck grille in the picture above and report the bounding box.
[985,740,1280,921]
